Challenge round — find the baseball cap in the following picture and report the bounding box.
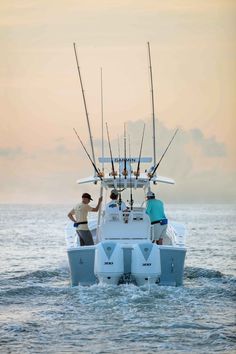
[110,189,118,196]
[82,193,93,200]
[146,191,155,198]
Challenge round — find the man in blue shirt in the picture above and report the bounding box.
[145,191,168,245]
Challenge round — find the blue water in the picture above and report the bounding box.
[0,204,235,353]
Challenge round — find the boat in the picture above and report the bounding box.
[65,161,186,287]
[65,43,187,287]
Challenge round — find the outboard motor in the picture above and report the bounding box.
[131,242,161,286]
[94,241,124,285]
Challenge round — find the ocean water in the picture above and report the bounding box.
[0,204,235,354]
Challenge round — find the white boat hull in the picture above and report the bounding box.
[67,243,186,287]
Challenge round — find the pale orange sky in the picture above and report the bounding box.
[0,0,235,203]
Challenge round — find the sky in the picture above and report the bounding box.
[0,0,235,204]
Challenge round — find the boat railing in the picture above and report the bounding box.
[167,222,186,246]
[65,222,79,249]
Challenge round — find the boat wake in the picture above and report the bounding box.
[7,268,69,282]
[185,266,224,279]
[0,265,235,354]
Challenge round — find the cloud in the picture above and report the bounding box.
[0,146,59,160]
[87,119,228,173]
[122,119,233,203]
[0,147,23,158]
[54,144,69,155]
[190,129,226,157]
[0,119,234,203]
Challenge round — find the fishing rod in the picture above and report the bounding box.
[73,43,96,173]
[100,68,105,175]
[123,123,128,178]
[96,68,105,243]
[105,122,116,178]
[147,42,157,168]
[73,128,103,181]
[128,135,134,210]
[117,135,122,210]
[135,123,146,179]
[116,135,125,209]
[149,128,179,180]
[117,134,122,188]
[117,134,121,176]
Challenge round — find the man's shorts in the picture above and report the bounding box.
[76,230,94,246]
[152,223,167,241]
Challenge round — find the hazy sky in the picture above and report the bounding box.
[0,0,235,204]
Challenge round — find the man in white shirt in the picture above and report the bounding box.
[105,189,126,214]
[68,193,102,246]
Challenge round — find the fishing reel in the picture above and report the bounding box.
[109,171,117,177]
[122,169,128,177]
[97,171,104,178]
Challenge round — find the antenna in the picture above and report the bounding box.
[147,42,157,169]
[73,43,96,173]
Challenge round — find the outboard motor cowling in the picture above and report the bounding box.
[131,242,161,286]
[94,241,124,285]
